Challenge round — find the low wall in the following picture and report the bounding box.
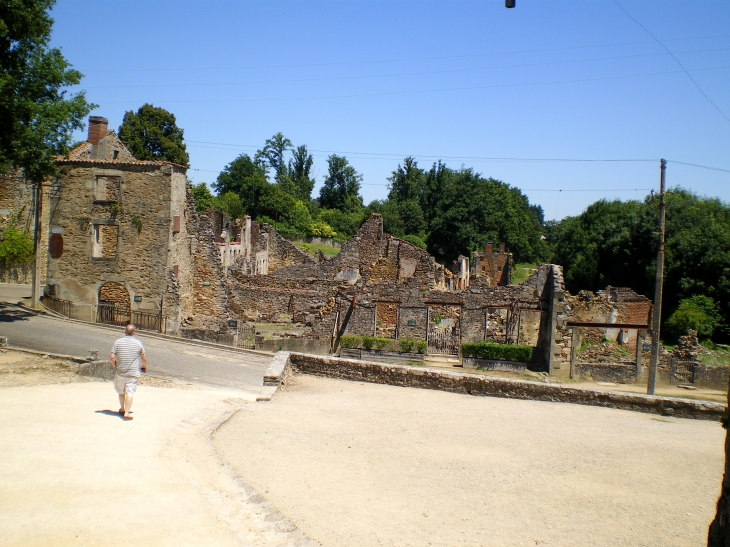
[257,337,330,355]
[462,358,527,373]
[340,348,425,364]
[76,360,114,380]
[273,352,726,421]
[576,362,637,384]
[693,365,729,391]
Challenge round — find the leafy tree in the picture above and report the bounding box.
[318,155,363,213]
[287,144,315,202]
[317,208,366,241]
[213,153,268,211]
[0,0,95,182]
[190,182,216,213]
[215,192,244,221]
[388,157,425,202]
[308,221,337,239]
[0,221,33,266]
[550,189,730,342]
[402,234,427,250]
[666,295,722,340]
[118,104,189,167]
[255,132,292,182]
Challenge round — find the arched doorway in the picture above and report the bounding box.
[97,282,131,326]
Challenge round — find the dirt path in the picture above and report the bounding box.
[214,374,726,547]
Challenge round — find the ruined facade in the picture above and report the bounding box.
[43,116,228,336]
[226,214,572,375]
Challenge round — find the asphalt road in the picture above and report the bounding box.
[0,300,272,392]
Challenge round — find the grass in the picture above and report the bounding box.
[700,350,730,367]
[294,242,340,258]
[511,263,538,285]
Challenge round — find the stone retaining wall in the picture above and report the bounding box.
[274,352,725,421]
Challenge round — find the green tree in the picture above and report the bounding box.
[190,182,216,213]
[666,295,722,340]
[0,0,95,182]
[388,157,425,202]
[213,153,268,212]
[0,221,33,266]
[318,155,363,212]
[287,144,315,202]
[118,104,189,167]
[255,132,292,182]
[215,192,245,221]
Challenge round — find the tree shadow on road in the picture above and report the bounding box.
[0,303,36,323]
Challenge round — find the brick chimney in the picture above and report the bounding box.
[499,243,505,253]
[485,242,493,256]
[87,116,108,145]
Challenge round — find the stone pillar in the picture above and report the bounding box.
[635,330,647,378]
[569,327,580,379]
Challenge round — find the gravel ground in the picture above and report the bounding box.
[214,374,726,547]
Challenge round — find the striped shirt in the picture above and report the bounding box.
[111,335,145,377]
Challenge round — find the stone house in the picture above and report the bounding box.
[44,116,228,336]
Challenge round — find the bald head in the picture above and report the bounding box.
[125,324,136,336]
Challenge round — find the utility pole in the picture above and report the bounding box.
[647,159,666,395]
[30,180,43,309]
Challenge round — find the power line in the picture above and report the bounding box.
[97,65,730,105]
[613,0,730,124]
[666,160,730,174]
[81,47,730,90]
[83,33,730,73]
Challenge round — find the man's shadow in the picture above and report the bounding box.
[95,410,131,419]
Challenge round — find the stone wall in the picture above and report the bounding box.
[284,353,725,420]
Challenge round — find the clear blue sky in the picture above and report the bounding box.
[51,0,730,220]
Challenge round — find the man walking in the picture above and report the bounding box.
[110,324,147,420]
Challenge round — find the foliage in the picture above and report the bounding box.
[339,335,361,349]
[255,132,291,182]
[398,338,415,353]
[402,234,427,250]
[550,189,730,342]
[375,337,391,350]
[511,263,538,285]
[362,335,375,350]
[318,155,363,213]
[118,104,189,167]
[317,209,366,241]
[666,295,722,340]
[190,182,216,213]
[287,145,315,202]
[294,242,340,258]
[130,215,143,234]
[0,222,33,265]
[216,192,245,221]
[213,153,268,210]
[461,342,533,363]
[415,340,428,354]
[0,0,95,182]
[307,221,337,239]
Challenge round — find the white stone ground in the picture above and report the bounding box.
[0,353,317,547]
[214,374,726,547]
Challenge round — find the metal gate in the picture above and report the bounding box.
[234,324,256,349]
[672,358,695,385]
[427,330,459,355]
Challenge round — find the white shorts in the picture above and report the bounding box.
[113,375,138,395]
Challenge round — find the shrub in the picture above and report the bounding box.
[461,342,532,363]
[398,338,415,353]
[666,295,722,340]
[415,340,428,354]
[339,335,361,349]
[402,234,427,250]
[307,221,337,239]
[375,337,390,351]
[362,335,375,350]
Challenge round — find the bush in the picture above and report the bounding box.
[415,340,428,354]
[461,342,532,363]
[402,234,427,250]
[375,337,390,350]
[307,221,337,239]
[339,335,361,349]
[362,335,375,350]
[666,295,722,340]
[398,338,415,353]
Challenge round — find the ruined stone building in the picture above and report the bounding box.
[43,115,228,335]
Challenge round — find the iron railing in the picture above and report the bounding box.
[234,324,256,349]
[43,295,72,318]
[132,311,167,334]
[97,301,131,327]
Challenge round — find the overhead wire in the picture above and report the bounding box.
[613,0,730,123]
[80,47,730,90]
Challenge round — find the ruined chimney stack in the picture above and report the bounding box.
[499,243,505,253]
[87,116,108,145]
[485,242,493,256]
